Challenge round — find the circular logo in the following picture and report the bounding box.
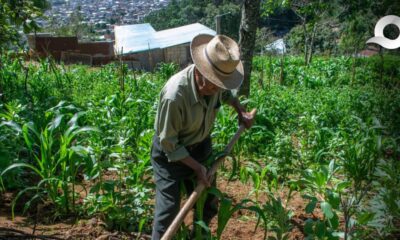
[366,15,400,49]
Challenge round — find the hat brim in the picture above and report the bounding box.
[190,34,243,90]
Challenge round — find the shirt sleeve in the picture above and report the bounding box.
[156,98,190,162]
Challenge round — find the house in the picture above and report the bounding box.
[27,22,216,70]
[264,38,286,55]
[114,23,216,70]
[356,45,379,57]
[27,34,114,65]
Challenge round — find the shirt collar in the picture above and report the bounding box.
[188,64,201,106]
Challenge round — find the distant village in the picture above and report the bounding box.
[28,0,207,71]
[43,0,170,39]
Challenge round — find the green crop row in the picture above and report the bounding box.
[1,53,399,239]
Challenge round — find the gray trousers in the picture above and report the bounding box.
[151,135,218,240]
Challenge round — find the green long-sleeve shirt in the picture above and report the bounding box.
[154,64,233,162]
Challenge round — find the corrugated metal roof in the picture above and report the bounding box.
[265,38,286,54]
[114,23,159,54]
[155,23,216,48]
[114,23,216,55]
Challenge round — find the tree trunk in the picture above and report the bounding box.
[279,53,285,85]
[268,54,273,89]
[302,20,309,66]
[238,0,261,97]
[0,57,4,102]
[379,47,384,85]
[351,46,358,85]
[307,23,317,65]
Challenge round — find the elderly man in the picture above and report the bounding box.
[151,34,254,239]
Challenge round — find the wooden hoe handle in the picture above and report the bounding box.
[161,109,257,240]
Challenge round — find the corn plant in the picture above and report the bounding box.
[297,120,382,240]
[84,168,153,232]
[156,62,179,81]
[83,111,154,232]
[336,117,383,240]
[76,72,159,232]
[192,187,267,240]
[365,156,400,238]
[1,102,99,218]
[262,192,294,240]
[298,160,343,240]
[0,101,27,190]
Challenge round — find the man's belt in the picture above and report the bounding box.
[186,142,202,152]
[185,136,210,153]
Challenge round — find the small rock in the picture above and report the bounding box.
[89,217,98,227]
[95,234,109,240]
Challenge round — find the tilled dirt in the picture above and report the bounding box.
[0,175,312,240]
[209,177,307,240]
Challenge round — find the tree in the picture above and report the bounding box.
[143,0,242,40]
[238,0,261,97]
[338,8,372,84]
[285,17,340,56]
[290,0,331,66]
[254,27,277,54]
[0,0,49,52]
[238,0,290,97]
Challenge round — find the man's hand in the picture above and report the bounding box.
[238,110,255,129]
[195,164,211,187]
[180,156,211,187]
[228,98,255,129]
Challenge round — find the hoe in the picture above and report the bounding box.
[161,109,257,240]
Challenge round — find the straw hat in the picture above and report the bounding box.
[190,34,243,90]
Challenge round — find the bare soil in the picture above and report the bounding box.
[209,177,307,240]
[0,173,314,240]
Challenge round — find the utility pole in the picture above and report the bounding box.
[215,12,231,35]
[216,16,221,34]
